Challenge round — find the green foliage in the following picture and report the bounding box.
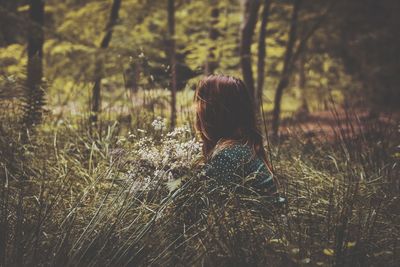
[2,0,399,113]
[0,44,26,76]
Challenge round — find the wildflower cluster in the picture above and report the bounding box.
[151,116,167,131]
[120,118,202,193]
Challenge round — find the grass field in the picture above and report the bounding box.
[1,85,399,266]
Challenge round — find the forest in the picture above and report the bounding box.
[0,0,399,266]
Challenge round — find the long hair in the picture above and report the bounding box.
[195,75,270,168]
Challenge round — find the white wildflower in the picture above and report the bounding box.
[124,117,203,195]
[151,117,166,131]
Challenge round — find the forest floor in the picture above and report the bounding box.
[280,109,399,141]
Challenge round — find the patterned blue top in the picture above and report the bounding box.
[205,144,278,196]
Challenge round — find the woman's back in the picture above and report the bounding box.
[205,144,277,196]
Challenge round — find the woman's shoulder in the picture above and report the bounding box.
[204,144,251,179]
[211,143,252,162]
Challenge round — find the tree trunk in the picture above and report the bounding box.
[205,0,220,75]
[24,0,45,128]
[256,0,272,116]
[90,0,122,123]
[271,0,301,138]
[240,0,261,104]
[168,0,177,129]
[298,52,309,115]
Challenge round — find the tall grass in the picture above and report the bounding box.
[0,80,398,266]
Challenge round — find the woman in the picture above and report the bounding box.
[195,75,280,199]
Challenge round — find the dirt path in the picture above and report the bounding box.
[278,109,399,141]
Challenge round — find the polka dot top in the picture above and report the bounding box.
[204,144,277,196]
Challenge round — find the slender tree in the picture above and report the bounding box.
[23,0,45,128]
[240,0,261,103]
[297,51,309,115]
[168,0,177,129]
[256,0,272,115]
[205,0,220,75]
[90,0,122,123]
[271,0,301,138]
[271,0,332,137]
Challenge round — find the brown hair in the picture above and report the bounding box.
[195,74,270,168]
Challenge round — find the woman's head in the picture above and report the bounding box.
[195,74,267,162]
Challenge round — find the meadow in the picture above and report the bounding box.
[1,81,398,266]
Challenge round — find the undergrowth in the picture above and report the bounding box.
[0,85,399,266]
